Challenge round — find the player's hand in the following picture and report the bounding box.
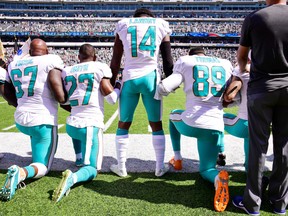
[114,79,122,90]
[222,100,234,108]
[223,77,242,102]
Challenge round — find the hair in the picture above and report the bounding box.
[189,47,205,56]
[133,8,154,18]
[79,44,96,60]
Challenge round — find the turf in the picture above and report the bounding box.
[0,87,243,215]
[0,87,238,134]
[0,170,273,216]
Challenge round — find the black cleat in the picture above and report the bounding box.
[217,153,226,166]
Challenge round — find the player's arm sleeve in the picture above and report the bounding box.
[102,78,120,105]
[160,40,173,78]
[239,15,252,47]
[99,63,120,105]
[158,73,183,96]
[159,20,173,78]
[238,15,252,73]
[154,57,182,99]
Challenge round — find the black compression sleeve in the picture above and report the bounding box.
[160,41,173,78]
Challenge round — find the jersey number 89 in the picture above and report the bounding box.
[193,65,226,97]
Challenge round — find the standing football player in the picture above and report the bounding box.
[109,8,173,177]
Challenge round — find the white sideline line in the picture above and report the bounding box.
[0,101,7,104]
[1,112,117,132]
[104,109,118,132]
[2,124,16,131]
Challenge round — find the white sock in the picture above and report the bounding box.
[152,135,165,171]
[72,173,77,184]
[19,167,27,183]
[116,135,129,171]
[214,174,220,189]
[174,151,182,160]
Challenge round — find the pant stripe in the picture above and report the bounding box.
[46,126,58,171]
[84,126,93,165]
[97,129,103,170]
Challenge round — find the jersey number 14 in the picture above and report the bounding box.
[128,26,156,57]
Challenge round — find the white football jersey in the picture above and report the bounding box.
[116,17,171,82]
[233,66,249,120]
[62,61,112,129]
[7,54,64,126]
[163,55,233,132]
[0,67,6,84]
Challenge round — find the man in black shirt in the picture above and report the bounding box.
[232,0,288,215]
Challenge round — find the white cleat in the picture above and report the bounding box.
[155,164,170,177]
[110,164,128,177]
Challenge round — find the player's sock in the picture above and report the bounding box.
[22,166,33,181]
[174,151,182,160]
[75,166,96,183]
[73,139,83,160]
[115,131,129,171]
[152,131,165,171]
[169,119,181,152]
[22,163,48,182]
[75,153,82,160]
[217,132,225,154]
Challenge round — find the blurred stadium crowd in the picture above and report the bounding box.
[3,46,237,69]
[0,20,242,34]
[1,18,240,68]
[0,1,247,69]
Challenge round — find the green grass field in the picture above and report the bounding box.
[0,171,274,216]
[0,88,258,216]
[0,87,237,134]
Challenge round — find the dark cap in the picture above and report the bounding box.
[189,47,205,56]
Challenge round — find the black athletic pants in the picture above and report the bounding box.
[243,87,288,212]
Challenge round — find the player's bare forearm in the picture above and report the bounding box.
[48,69,67,104]
[223,76,242,102]
[0,82,17,107]
[237,45,250,73]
